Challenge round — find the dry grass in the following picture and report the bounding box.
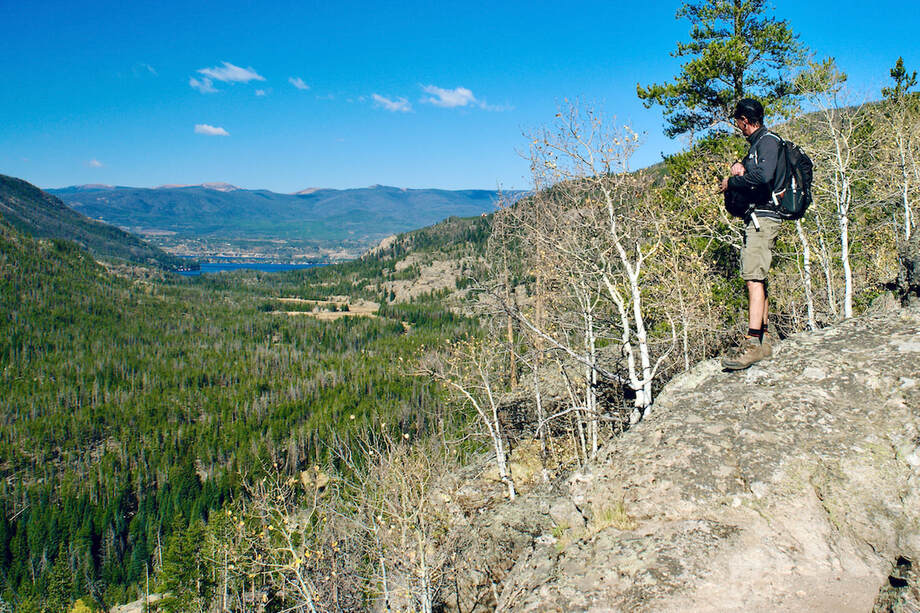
[590,501,638,533]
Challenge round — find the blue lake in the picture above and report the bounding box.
[177,262,325,276]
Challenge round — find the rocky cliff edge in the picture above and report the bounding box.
[444,302,920,612]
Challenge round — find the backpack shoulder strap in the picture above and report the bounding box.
[750,129,780,147]
[765,132,783,144]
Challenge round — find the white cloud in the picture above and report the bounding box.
[421,85,477,108]
[289,76,309,90]
[372,93,411,113]
[419,84,511,111]
[194,124,229,136]
[190,76,217,93]
[197,61,265,83]
[132,63,157,77]
[255,89,267,96]
[88,159,103,168]
[480,101,515,112]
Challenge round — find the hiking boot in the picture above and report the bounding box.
[721,336,767,371]
[761,332,772,358]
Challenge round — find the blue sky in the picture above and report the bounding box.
[0,1,916,192]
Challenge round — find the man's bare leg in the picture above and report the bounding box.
[747,280,766,332]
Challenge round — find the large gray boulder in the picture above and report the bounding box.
[445,304,920,611]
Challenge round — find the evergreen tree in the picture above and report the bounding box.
[637,0,806,137]
[46,545,73,611]
[882,56,918,101]
[157,519,212,612]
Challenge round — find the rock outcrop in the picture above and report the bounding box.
[445,304,920,612]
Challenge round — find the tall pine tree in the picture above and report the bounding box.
[637,0,806,138]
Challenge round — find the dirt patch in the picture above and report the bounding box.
[270,297,379,320]
[277,297,314,304]
[273,310,377,321]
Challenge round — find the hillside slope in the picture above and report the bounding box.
[0,174,187,269]
[440,303,920,611]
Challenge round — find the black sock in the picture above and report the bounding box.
[761,323,768,338]
[748,327,763,341]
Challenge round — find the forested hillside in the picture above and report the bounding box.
[0,175,188,270]
[0,216,488,610]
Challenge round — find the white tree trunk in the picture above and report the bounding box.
[894,129,913,241]
[417,534,433,613]
[583,302,599,457]
[838,183,853,319]
[444,369,516,500]
[796,220,817,330]
[816,229,838,319]
[533,369,545,448]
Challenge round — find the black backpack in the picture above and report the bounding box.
[724,185,754,218]
[771,137,814,221]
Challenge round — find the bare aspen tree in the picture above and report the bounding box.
[507,102,674,422]
[880,57,919,242]
[508,193,609,454]
[331,431,457,613]
[650,135,755,347]
[419,339,517,500]
[796,59,876,319]
[487,192,567,451]
[490,200,520,389]
[235,464,360,612]
[653,233,719,371]
[487,183,626,455]
[794,219,818,330]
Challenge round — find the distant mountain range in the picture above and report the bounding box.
[0,174,190,270]
[48,183,519,259]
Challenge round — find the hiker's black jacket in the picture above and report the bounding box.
[728,126,787,220]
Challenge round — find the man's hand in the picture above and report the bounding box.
[719,177,729,193]
[730,162,745,176]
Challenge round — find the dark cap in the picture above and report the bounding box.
[733,98,764,124]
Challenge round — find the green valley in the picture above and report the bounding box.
[0,213,489,609]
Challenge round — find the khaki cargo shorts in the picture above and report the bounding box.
[741,216,781,281]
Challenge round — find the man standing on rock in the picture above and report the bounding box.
[719,98,786,370]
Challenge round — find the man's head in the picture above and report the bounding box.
[733,98,764,136]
